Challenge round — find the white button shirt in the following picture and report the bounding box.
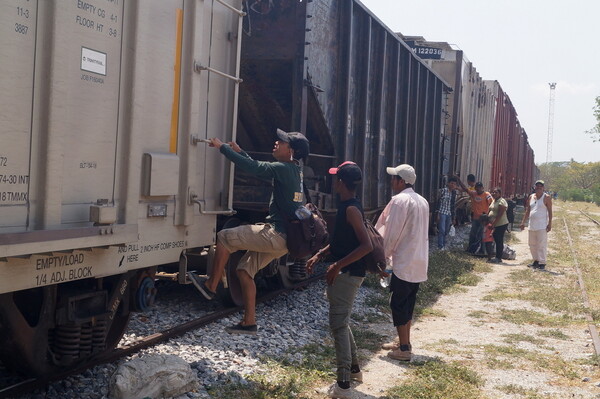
[375,188,429,283]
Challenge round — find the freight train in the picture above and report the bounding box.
[402,36,538,195]
[0,0,536,376]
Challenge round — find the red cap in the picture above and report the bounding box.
[328,161,357,175]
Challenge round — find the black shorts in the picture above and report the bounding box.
[389,274,420,326]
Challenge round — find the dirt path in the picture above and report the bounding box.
[352,226,600,398]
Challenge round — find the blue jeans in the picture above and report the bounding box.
[437,213,452,249]
[468,219,483,253]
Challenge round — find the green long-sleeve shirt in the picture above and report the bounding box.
[220,145,303,233]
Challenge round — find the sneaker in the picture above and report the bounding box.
[527,261,539,268]
[325,383,352,399]
[387,348,412,361]
[350,370,363,382]
[536,264,546,270]
[225,322,258,335]
[187,272,216,300]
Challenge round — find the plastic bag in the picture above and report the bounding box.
[502,244,516,260]
[449,225,456,237]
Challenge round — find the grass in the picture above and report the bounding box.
[501,333,545,346]
[499,308,573,327]
[480,244,587,323]
[557,202,600,321]
[352,326,387,352]
[575,354,600,367]
[384,359,485,399]
[495,384,551,398]
[479,266,586,319]
[468,310,490,319]
[414,251,486,317]
[538,328,570,340]
[208,343,336,399]
[482,344,579,380]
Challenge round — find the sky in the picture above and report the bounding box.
[360,0,600,164]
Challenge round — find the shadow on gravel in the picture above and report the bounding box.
[535,269,563,276]
[376,353,440,367]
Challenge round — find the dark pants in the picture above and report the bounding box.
[467,219,483,253]
[389,274,420,326]
[493,224,508,260]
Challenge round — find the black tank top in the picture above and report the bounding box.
[330,197,367,277]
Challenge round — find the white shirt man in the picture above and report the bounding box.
[375,164,429,362]
[520,180,553,270]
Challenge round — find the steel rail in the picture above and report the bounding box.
[579,210,600,227]
[562,216,600,358]
[0,273,325,399]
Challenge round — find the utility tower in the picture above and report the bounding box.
[546,82,557,164]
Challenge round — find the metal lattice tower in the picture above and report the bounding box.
[546,83,557,164]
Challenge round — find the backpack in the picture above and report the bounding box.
[362,219,386,273]
[284,203,329,259]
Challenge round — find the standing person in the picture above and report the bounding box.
[307,162,373,399]
[458,180,493,254]
[188,129,309,334]
[488,187,509,264]
[435,177,458,250]
[519,180,553,270]
[375,164,429,362]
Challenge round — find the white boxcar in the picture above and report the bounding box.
[0,0,243,375]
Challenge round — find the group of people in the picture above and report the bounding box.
[187,130,428,399]
[185,129,552,398]
[434,175,508,262]
[436,174,552,269]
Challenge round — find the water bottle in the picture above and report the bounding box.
[380,269,393,288]
[295,206,311,220]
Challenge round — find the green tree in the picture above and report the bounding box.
[549,161,600,204]
[586,96,600,142]
[565,161,600,190]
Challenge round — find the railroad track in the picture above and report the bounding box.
[0,273,324,399]
[562,216,600,359]
[579,209,600,226]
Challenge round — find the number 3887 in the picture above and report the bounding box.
[15,23,29,34]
